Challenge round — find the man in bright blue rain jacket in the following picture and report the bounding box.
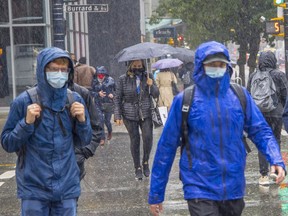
[1,47,92,215]
[148,41,286,216]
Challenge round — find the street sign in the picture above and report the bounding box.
[64,4,109,13]
[153,27,176,38]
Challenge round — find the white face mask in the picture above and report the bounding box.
[205,66,226,78]
[46,71,69,88]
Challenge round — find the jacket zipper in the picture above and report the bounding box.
[215,81,227,199]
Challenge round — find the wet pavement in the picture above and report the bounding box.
[1,111,288,215]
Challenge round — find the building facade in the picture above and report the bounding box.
[0,0,144,109]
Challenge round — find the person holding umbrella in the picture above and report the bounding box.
[114,59,159,180]
[152,58,183,111]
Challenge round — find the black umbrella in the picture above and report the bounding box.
[114,42,177,62]
[172,47,195,63]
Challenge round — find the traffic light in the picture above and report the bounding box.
[274,0,286,7]
[265,17,284,36]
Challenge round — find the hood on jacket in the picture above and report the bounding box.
[193,41,232,96]
[36,47,74,111]
[258,51,277,71]
[96,66,109,75]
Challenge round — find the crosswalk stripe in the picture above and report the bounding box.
[0,182,4,187]
[0,170,15,179]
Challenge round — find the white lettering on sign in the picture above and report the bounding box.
[65,4,109,13]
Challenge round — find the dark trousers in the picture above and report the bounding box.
[101,111,113,139]
[187,199,245,216]
[123,117,153,169]
[258,116,282,176]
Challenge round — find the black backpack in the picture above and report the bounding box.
[181,83,251,169]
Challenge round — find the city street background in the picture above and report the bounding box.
[1,112,288,215]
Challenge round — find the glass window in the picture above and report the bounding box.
[0,27,11,106]
[12,0,44,24]
[11,27,45,95]
[0,0,9,24]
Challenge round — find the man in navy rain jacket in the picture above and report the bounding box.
[1,47,92,215]
[148,41,286,216]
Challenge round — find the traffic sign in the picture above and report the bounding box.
[64,4,109,13]
[266,20,281,34]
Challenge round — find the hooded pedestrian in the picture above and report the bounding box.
[91,66,115,145]
[247,50,288,185]
[1,47,92,215]
[148,41,286,216]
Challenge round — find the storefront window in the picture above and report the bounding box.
[11,27,45,95]
[0,0,49,107]
[0,0,9,24]
[0,27,10,106]
[12,0,44,24]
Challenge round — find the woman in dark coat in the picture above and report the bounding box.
[114,59,159,180]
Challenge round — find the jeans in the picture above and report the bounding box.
[123,117,153,169]
[21,199,77,216]
[187,198,245,216]
[101,111,113,139]
[258,116,282,176]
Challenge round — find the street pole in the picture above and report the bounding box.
[52,0,65,50]
[284,1,288,79]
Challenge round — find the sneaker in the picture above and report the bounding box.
[143,162,150,177]
[259,175,270,185]
[107,132,112,140]
[100,139,105,146]
[135,167,143,180]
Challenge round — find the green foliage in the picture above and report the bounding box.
[153,0,276,49]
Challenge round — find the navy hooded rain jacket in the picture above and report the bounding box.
[1,47,92,201]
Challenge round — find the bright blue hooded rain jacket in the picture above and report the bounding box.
[148,41,285,204]
[1,47,92,201]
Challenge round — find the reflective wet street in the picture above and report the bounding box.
[1,112,288,215]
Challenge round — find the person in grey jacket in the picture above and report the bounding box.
[247,50,288,185]
[1,47,92,215]
[114,59,159,180]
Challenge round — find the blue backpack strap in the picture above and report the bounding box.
[181,84,195,170]
[230,83,251,153]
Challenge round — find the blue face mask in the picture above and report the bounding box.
[205,66,226,78]
[46,71,69,88]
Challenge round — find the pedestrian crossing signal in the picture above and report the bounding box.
[265,17,284,36]
[274,0,286,7]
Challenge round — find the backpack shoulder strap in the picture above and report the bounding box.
[26,86,39,104]
[230,83,251,153]
[230,83,246,116]
[67,89,75,106]
[181,85,195,169]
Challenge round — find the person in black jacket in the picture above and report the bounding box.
[247,50,288,186]
[91,66,116,145]
[114,59,159,180]
[68,70,104,180]
[178,62,194,89]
